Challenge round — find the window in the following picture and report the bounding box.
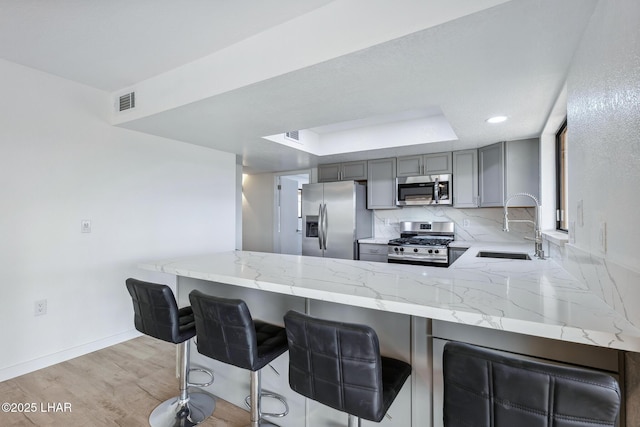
[556,120,568,231]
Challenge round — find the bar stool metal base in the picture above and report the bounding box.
[149,392,216,427]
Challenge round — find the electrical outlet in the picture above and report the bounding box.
[35,299,47,316]
[462,219,470,228]
[81,220,91,233]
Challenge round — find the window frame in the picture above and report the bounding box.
[555,119,568,231]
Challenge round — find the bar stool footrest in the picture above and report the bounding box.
[244,391,289,418]
[187,367,214,387]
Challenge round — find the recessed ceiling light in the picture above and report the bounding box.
[486,116,508,124]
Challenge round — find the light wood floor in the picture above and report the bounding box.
[0,336,250,426]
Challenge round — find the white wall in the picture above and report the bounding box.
[0,59,237,380]
[566,0,640,271]
[242,172,275,252]
[547,0,640,333]
[562,3,640,421]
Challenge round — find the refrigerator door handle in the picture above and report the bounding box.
[322,203,328,250]
[318,203,324,250]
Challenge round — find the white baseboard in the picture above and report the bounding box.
[0,329,142,382]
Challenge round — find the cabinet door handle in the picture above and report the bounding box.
[318,204,323,249]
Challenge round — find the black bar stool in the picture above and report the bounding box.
[283,310,412,427]
[442,341,621,427]
[125,278,215,427]
[188,290,289,427]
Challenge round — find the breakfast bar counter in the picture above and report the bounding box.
[140,245,640,352]
[139,246,639,426]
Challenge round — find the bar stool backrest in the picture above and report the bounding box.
[443,341,622,427]
[189,290,259,370]
[284,310,386,422]
[126,278,192,344]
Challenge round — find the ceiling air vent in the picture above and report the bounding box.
[118,92,135,112]
[284,131,299,141]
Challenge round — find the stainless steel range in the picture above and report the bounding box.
[388,221,455,267]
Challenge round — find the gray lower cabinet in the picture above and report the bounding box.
[397,152,452,176]
[452,149,478,208]
[359,243,388,262]
[367,157,397,209]
[318,161,367,182]
[447,246,468,265]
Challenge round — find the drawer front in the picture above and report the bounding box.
[359,243,388,262]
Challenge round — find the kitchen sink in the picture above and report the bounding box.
[476,251,531,260]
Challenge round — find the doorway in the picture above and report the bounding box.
[275,171,309,255]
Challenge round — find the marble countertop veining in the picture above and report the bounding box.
[139,243,640,352]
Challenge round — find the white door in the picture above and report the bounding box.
[278,177,301,255]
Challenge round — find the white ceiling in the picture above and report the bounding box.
[0,0,334,91]
[0,0,598,173]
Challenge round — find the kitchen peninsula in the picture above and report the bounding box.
[140,246,640,426]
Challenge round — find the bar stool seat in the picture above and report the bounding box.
[189,290,289,427]
[283,310,412,427]
[125,278,215,427]
[442,341,621,427]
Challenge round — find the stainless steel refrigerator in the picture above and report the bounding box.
[302,181,372,260]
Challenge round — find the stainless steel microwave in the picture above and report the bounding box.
[396,174,452,206]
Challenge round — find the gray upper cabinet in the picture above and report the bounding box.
[318,161,367,182]
[318,163,341,182]
[367,158,397,209]
[453,149,478,208]
[396,155,422,176]
[478,142,505,207]
[478,139,540,207]
[505,138,539,207]
[396,152,452,176]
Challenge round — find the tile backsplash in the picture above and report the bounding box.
[373,206,536,242]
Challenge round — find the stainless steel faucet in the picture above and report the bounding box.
[503,192,545,259]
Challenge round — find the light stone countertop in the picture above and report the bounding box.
[358,238,394,244]
[139,243,640,352]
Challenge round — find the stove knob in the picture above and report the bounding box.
[394,247,399,252]
[399,248,404,252]
[428,249,433,254]
[413,248,418,253]
[434,249,439,254]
